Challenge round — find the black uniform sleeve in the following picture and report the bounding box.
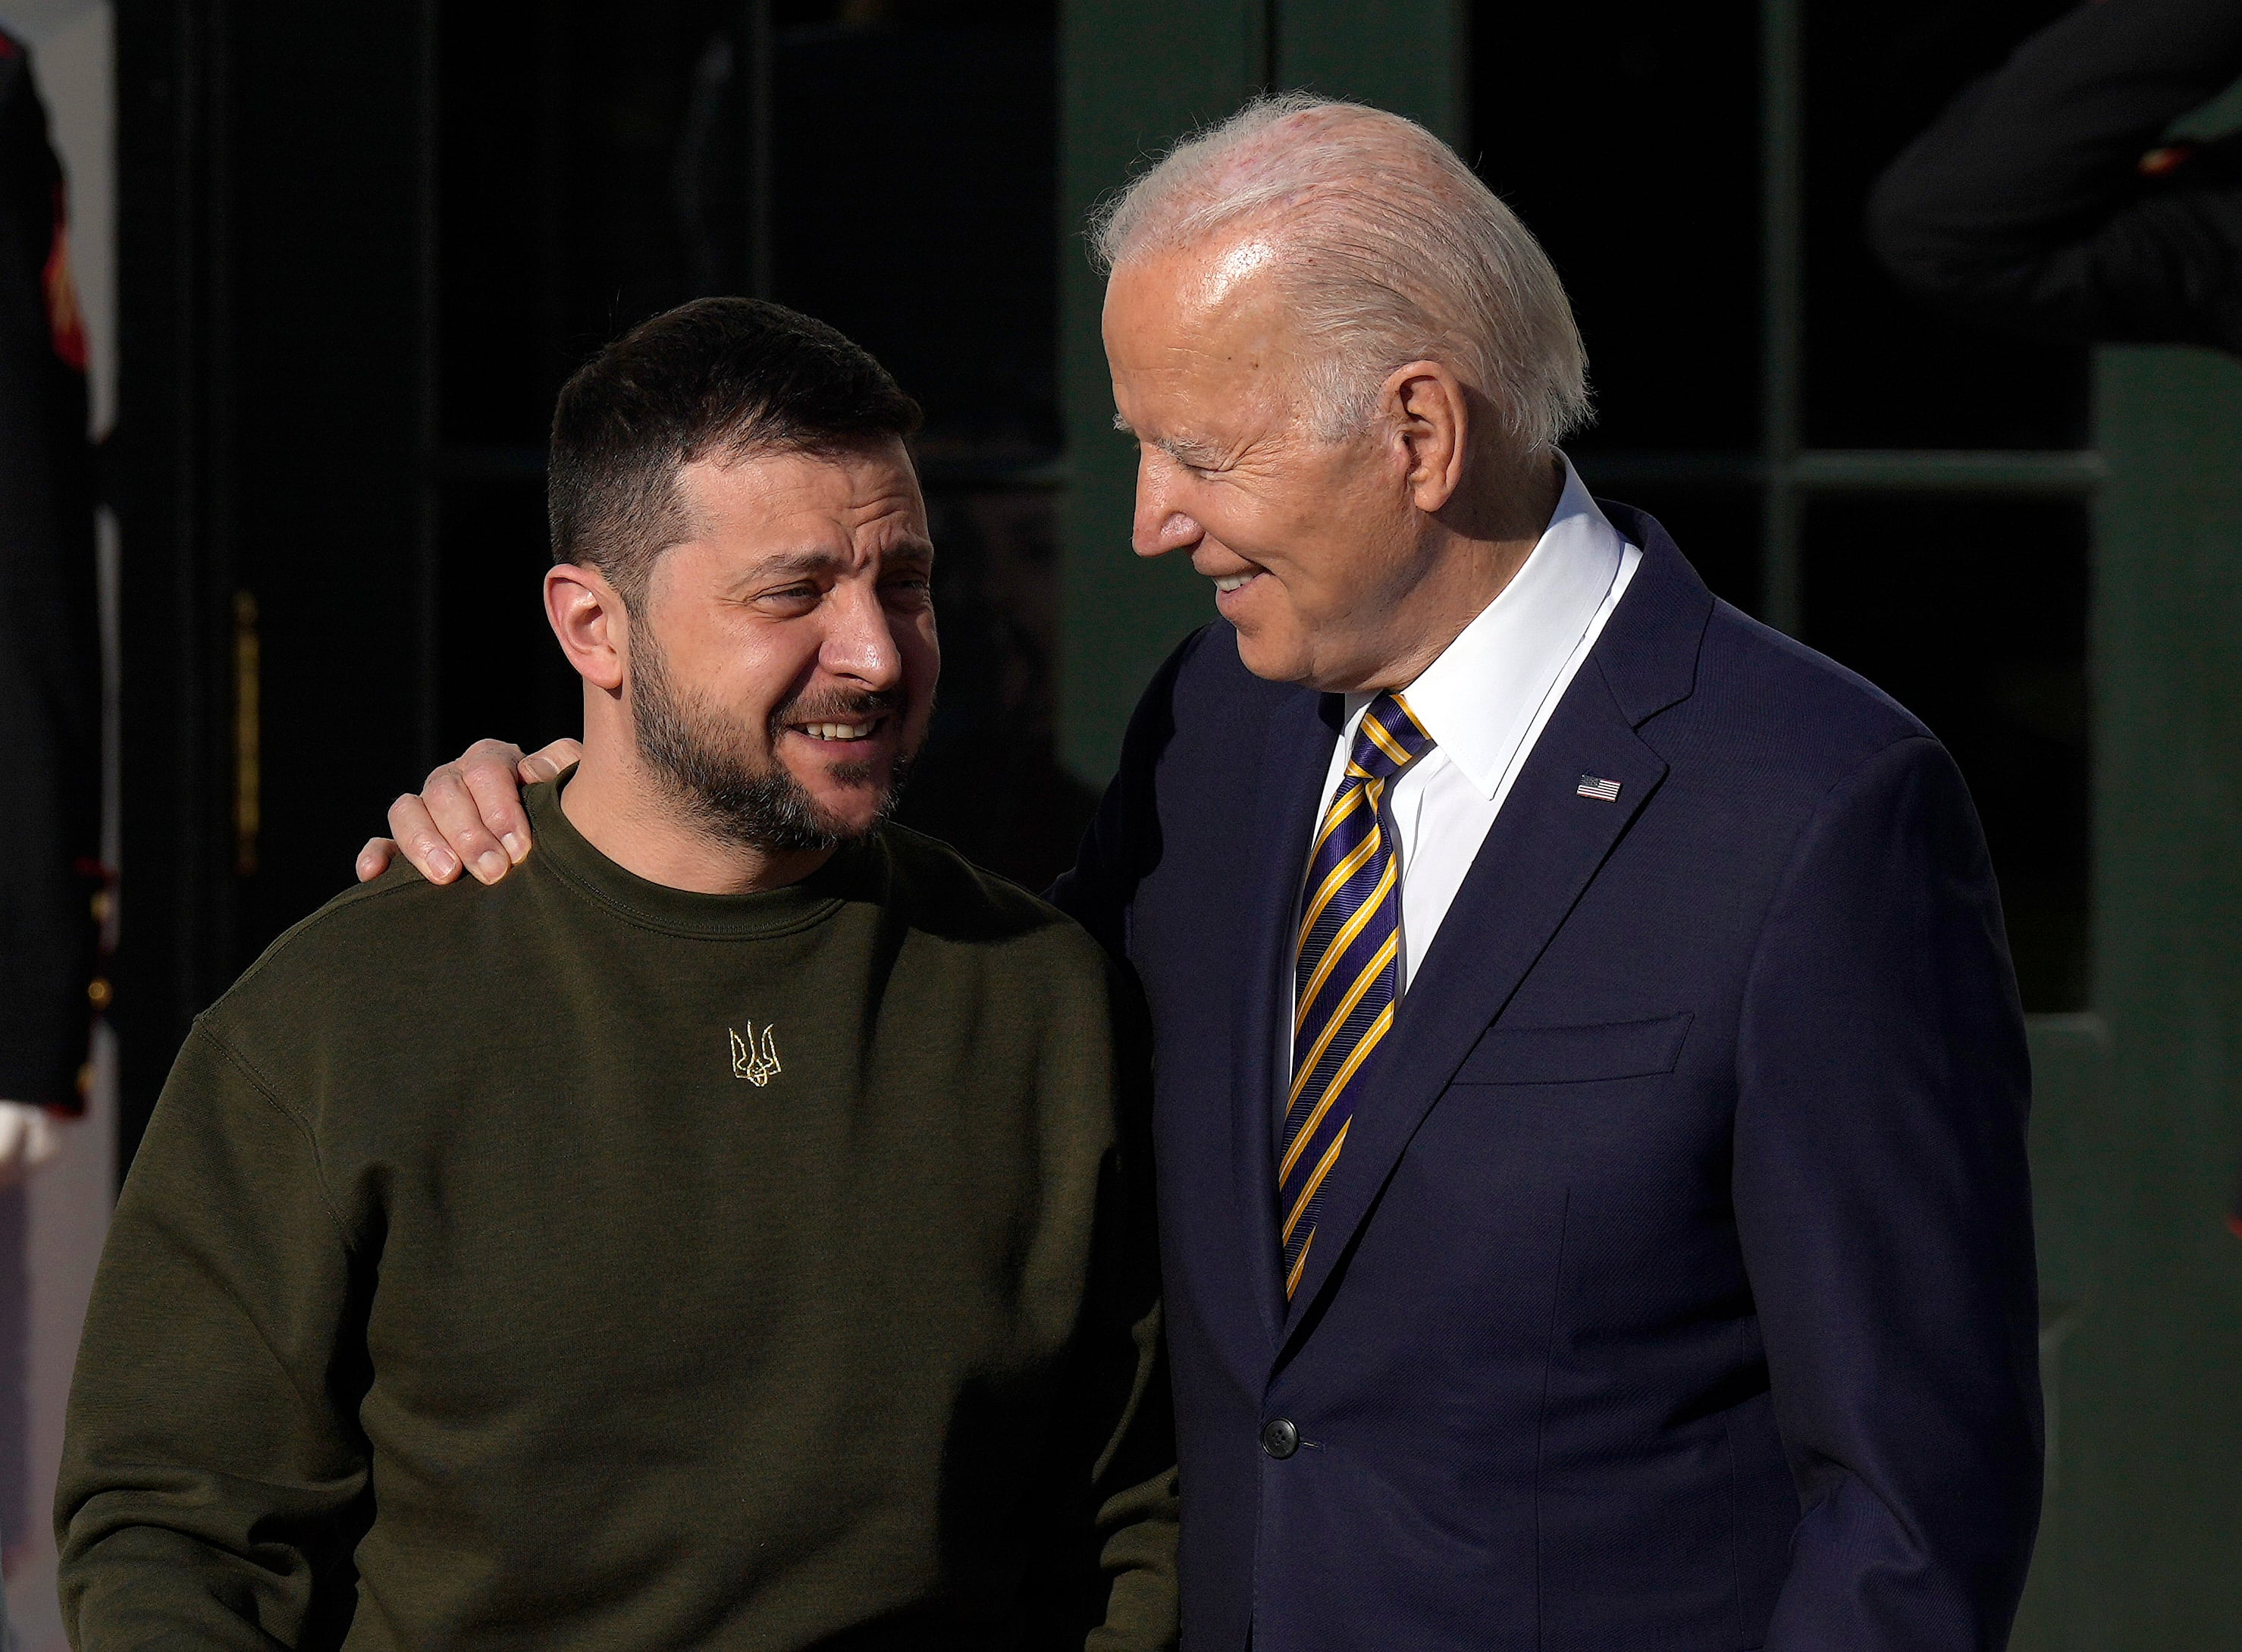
[0,36,102,1108]
[1867,0,2242,355]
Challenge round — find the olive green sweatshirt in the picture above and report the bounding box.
[57,778,1177,1651]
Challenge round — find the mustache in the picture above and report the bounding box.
[767,687,908,733]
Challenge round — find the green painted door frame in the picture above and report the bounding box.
[2012,349,2242,1648]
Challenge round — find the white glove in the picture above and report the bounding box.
[0,1100,66,1190]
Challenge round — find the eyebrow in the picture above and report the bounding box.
[1161,436,1228,467]
[748,539,935,582]
[1110,412,1227,468]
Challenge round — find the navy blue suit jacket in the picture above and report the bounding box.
[1051,506,2042,1651]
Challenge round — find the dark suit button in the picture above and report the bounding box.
[1260,1418,1299,1459]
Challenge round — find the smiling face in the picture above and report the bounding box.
[622,437,939,848]
[1103,238,1449,691]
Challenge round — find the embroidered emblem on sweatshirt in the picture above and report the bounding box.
[730,1023,781,1086]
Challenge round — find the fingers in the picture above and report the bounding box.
[387,792,463,884]
[417,762,516,886]
[378,736,554,890]
[460,736,527,778]
[356,837,400,882]
[518,738,583,785]
[459,746,536,869]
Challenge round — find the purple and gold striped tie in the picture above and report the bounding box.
[1279,691,1434,1298]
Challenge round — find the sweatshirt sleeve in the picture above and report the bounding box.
[1083,963,1178,1652]
[56,1020,374,1649]
[1007,950,1178,1652]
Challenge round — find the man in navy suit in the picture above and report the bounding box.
[366,94,2041,1652]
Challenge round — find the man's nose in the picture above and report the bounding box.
[819,584,905,688]
[1133,453,1207,560]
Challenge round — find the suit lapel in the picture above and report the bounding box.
[1277,661,1668,1345]
[1230,687,1344,1343]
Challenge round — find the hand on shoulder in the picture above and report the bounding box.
[356,737,582,886]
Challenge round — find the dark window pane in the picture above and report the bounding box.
[439,4,564,446]
[1472,0,1761,453]
[772,21,1058,457]
[1802,496,2089,1010]
[436,478,581,758]
[1802,1,2090,449]
[896,485,1096,891]
[442,1,754,447]
[547,4,754,344]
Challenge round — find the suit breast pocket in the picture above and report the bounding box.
[1448,1011,1693,1086]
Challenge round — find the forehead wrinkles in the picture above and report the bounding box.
[842,501,933,572]
[688,451,920,527]
[842,487,923,530]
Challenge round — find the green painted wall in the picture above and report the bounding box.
[1278,0,1466,145]
[1056,2,1250,780]
[1058,0,1464,780]
[2014,346,2242,1648]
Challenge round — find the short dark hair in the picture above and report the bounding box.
[548,296,922,606]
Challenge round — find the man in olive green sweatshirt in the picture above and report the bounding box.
[55,298,1178,1650]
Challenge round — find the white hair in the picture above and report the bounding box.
[1090,93,1592,452]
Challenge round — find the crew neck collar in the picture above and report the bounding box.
[528,770,873,940]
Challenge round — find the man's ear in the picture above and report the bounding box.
[1381,359,1471,514]
[545,563,628,694]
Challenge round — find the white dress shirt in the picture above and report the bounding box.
[1295,456,1642,1023]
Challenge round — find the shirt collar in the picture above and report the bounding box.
[1354,454,1630,798]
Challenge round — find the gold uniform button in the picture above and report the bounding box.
[87,976,113,1009]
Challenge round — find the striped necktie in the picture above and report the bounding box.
[1279,691,1435,1298]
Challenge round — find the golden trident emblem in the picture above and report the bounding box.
[729,1023,781,1086]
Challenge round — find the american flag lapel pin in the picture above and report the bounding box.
[1576,773,1622,802]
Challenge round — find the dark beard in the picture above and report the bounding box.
[630,632,913,854]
